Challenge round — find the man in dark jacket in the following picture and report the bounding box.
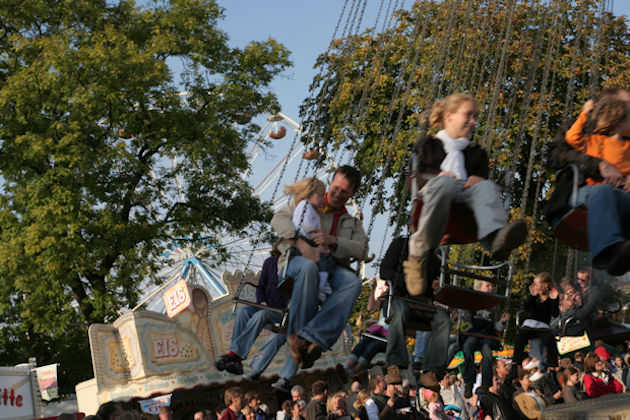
[305,380,328,420]
[478,375,524,420]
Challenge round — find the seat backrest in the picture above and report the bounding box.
[411,197,478,245]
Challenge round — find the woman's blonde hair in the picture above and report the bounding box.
[353,389,370,411]
[326,392,347,413]
[591,97,630,135]
[428,93,476,128]
[284,177,325,206]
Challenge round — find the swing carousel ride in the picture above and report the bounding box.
[135,0,630,320]
[78,1,630,415]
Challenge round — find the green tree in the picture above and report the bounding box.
[0,0,290,391]
[300,0,630,290]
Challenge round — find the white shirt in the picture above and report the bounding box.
[293,200,322,238]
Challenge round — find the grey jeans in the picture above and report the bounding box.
[385,298,452,377]
[409,175,507,257]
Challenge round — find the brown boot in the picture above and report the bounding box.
[301,342,322,369]
[419,371,440,392]
[490,219,527,260]
[385,365,403,385]
[288,334,308,366]
[403,255,428,296]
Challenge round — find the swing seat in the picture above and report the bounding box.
[411,196,478,245]
[378,280,435,335]
[433,247,513,311]
[553,207,588,251]
[434,286,507,311]
[232,280,288,333]
[549,165,589,251]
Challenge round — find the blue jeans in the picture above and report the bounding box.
[279,357,299,380]
[283,256,362,350]
[577,184,630,267]
[414,331,431,361]
[249,333,286,374]
[349,336,387,367]
[462,337,493,386]
[385,298,451,377]
[229,305,283,359]
[529,338,546,370]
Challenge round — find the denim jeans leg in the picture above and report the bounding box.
[414,331,431,361]
[423,308,452,378]
[228,306,257,355]
[529,338,546,370]
[577,184,630,267]
[409,175,458,257]
[300,266,362,349]
[460,179,508,243]
[361,339,387,363]
[351,337,371,358]
[284,256,320,337]
[279,357,299,381]
[249,333,287,374]
[462,337,480,384]
[385,299,411,368]
[229,307,283,359]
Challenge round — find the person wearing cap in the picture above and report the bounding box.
[271,166,368,371]
[593,340,612,363]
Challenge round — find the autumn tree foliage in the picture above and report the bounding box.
[300,0,630,290]
[0,0,290,389]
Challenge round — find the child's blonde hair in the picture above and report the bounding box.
[591,97,630,135]
[284,177,325,206]
[473,279,494,291]
[429,93,477,128]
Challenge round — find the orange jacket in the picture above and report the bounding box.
[565,112,630,183]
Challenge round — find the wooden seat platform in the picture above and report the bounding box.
[434,285,507,311]
[553,206,588,251]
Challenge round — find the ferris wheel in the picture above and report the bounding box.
[133,112,360,313]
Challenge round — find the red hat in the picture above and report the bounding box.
[594,346,612,361]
